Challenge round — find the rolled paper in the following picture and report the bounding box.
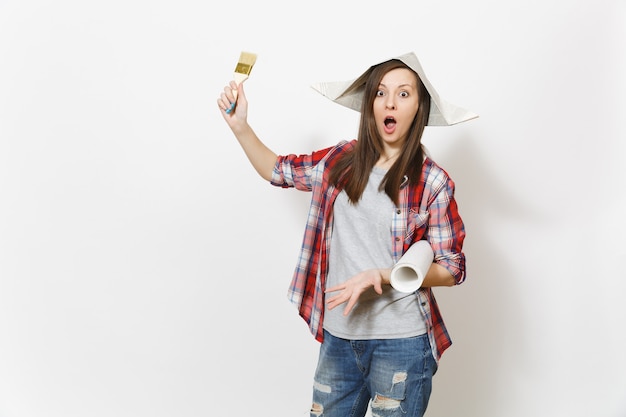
[390,240,434,293]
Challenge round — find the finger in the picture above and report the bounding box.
[219,86,236,114]
[227,80,240,101]
[223,85,236,101]
[326,291,352,311]
[225,101,236,114]
[225,81,248,114]
[217,99,228,114]
[325,293,343,308]
[217,94,231,113]
[325,284,346,293]
[343,297,358,316]
[326,298,341,311]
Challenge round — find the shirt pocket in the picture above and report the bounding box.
[405,209,429,245]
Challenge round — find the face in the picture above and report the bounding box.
[373,68,420,151]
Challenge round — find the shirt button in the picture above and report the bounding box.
[395,237,401,242]
[396,209,401,214]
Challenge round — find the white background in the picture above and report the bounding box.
[1,1,625,416]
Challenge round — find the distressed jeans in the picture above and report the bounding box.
[310,330,437,417]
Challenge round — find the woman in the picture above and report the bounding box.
[217,52,477,417]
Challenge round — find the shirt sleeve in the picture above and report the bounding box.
[427,174,467,284]
[270,144,341,191]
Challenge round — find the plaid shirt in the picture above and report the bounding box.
[270,140,466,361]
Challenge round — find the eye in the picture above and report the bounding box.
[376,90,385,97]
[399,91,409,98]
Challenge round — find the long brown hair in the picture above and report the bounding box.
[328,59,431,206]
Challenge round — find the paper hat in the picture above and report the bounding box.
[311,52,478,126]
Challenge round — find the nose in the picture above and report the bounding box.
[385,96,396,110]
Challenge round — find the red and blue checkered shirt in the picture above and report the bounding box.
[270,140,466,361]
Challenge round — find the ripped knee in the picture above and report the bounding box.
[310,402,323,416]
[392,371,407,385]
[371,371,406,412]
[311,380,331,416]
[372,394,402,410]
[313,380,332,394]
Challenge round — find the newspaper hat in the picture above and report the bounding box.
[311,52,478,126]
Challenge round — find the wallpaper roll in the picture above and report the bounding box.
[390,240,434,293]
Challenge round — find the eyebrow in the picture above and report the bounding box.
[378,82,416,89]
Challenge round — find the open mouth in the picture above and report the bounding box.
[383,116,396,133]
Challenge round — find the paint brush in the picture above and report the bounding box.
[225,51,257,114]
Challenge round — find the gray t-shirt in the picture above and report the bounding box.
[323,167,427,339]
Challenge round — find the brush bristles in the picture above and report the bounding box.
[234,51,257,75]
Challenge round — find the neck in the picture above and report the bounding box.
[376,152,400,169]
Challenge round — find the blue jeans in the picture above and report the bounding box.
[310,330,437,417]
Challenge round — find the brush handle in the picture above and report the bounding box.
[232,72,249,99]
